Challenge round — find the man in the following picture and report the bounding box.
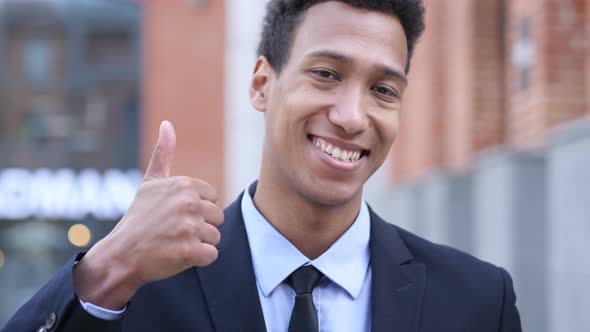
[2,1,522,331]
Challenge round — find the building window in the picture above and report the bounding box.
[87,30,132,66]
[512,19,535,92]
[23,39,54,87]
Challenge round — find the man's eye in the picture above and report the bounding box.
[372,85,397,98]
[312,69,338,80]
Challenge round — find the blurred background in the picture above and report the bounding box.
[0,0,588,331]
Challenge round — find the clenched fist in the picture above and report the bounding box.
[74,121,224,310]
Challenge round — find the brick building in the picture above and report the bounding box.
[0,0,141,170]
[394,0,589,181]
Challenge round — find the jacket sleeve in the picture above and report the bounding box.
[498,267,522,332]
[1,254,124,332]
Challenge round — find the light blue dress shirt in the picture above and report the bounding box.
[83,184,373,332]
[242,185,372,332]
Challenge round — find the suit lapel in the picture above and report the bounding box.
[197,193,267,331]
[369,208,426,332]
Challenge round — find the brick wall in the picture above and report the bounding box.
[443,0,505,170]
[394,0,504,181]
[143,1,225,200]
[507,0,588,148]
[472,0,505,152]
[587,0,590,115]
[393,0,589,184]
[393,0,448,181]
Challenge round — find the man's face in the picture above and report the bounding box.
[252,1,408,206]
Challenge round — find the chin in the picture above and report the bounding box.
[298,179,363,207]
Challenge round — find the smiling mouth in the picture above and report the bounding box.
[308,135,370,163]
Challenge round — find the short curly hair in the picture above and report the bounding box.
[257,0,426,74]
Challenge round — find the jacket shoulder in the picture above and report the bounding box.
[372,215,509,306]
[389,222,521,330]
[396,225,501,275]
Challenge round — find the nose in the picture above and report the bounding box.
[327,88,370,135]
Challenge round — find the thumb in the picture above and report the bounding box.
[144,120,176,181]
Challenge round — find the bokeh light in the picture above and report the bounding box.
[67,224,92,248]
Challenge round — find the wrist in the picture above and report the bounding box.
[73,237,141,310]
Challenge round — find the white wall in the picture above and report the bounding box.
[224,0,267,202]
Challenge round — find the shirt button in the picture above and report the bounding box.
[45,312,57,329]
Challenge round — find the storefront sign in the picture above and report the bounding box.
[0,168,142,221]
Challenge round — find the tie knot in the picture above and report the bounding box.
[286,265,324,294]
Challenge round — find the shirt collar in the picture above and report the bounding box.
[241,181,371,300]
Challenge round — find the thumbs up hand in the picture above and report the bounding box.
[74,121,224,310]
[144,120,177,180]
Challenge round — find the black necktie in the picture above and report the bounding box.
[285,265,324,332]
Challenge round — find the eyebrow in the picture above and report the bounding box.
[306,50,407,84]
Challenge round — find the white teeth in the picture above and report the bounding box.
[313,137,363,163]
[332,148,341,159]
[341,151,350,161]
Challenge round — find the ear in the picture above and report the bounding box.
[249,56,274,113]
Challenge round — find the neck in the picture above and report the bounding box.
[253,174,362,260]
